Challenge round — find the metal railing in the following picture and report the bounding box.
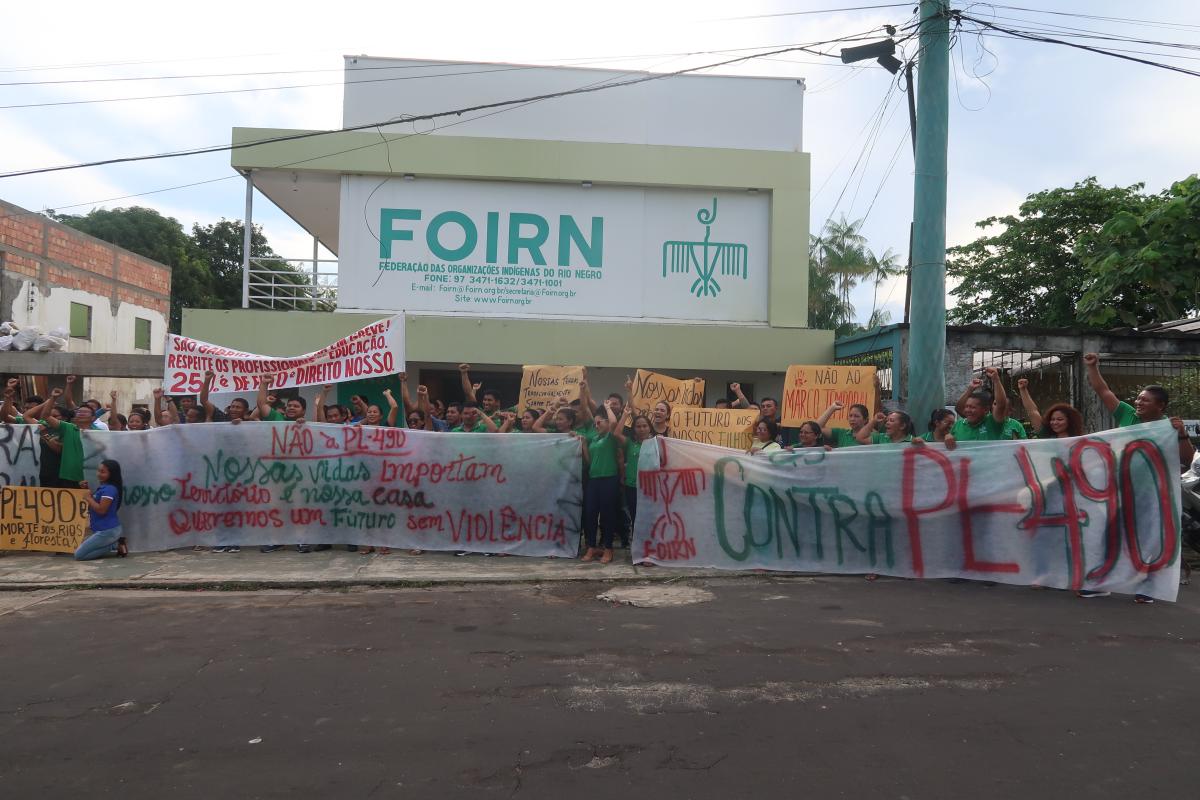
[245,257,338,311]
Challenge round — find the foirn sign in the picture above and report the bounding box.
[338,175,769,322]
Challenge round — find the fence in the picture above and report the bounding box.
[246,257,338,311]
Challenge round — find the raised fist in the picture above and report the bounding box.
[1017,378,1028,390]
[984,367,1000,380]
[1083,353,1099,366]
[458,363,470,372]
[65,374,77,384]
[417,385,429,396]
[50,387,63,398]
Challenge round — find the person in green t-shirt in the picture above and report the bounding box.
[613,413,653,533]
[256,375,309,423]
[1084,352,1194,465]
[575,403,621,565]
[449,402,497,433]
[856,410,923,445]
[951,367,1011,441]
[21,388,84,486]
[928,408,956,443]
[817,400,871,448]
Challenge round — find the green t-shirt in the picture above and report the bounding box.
[951,413,1007,441]
[576,421,598,443]
[451,422,489,433]
[870,432,913,445]
[264,409,286,422]
[48,420,84,483]
[1113,400,1139,428]
[830,428,862,448]
[623,440,643,488]
[1003,418,1028,439]
[587,433,618,479]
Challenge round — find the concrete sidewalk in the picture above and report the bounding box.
[0,547,755,590]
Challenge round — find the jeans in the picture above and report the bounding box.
[583,476,620,550]
[75,526,122,561]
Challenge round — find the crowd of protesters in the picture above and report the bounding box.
[1,355,1193,575]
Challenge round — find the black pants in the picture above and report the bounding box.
[583,476,620,550]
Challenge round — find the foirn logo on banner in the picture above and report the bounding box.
[379,208,604,275]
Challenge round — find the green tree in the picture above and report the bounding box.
[192,219,328,311]
[1076,175,1200,327]
[946,178,1153,327]
[53,206,215,332]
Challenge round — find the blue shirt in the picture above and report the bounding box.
[90,484,121,532]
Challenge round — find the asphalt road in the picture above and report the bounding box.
[2,576,1197,799]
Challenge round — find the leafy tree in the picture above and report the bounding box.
[946,178,1153,327]
[53,206,215,332]
[1076,175,1200,327]
[192,219,328,312]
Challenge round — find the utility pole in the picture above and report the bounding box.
[905,0,950,429]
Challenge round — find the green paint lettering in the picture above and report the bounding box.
[379,208,421,258]
[558,215,603,268]
[507,213,549,266]
[427,211,477,262]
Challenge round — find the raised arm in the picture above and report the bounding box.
[956,376,983,416]
[605,400,624,445]
[200,370,217,422]
[382,388,399,427]
[0,378,19,424]
[256,374,275,419]
[397,373,416,413]
[458,364,478,402]
[63,374,78,411]
[577,371,597,417]
[314,384,330,422]
[855,412,885,444]
[106,390,125,431]
[1083,352,1120,413]
[1016,378,1043,432]
[532,406,554,433]
[498,411,517,433]
[417,385,434,431]
[27,388,61,426]
[816,400,844,439]
[730,382,750,409]
[985,367,1009,423]
[152,388,166,427]
[479,409,499,432]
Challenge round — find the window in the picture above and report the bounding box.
[134,317,151,351]
[69,302,92,339]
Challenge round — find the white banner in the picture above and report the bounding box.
[79,423,582,556]
[337,176,769,323]
[633,420,1184,601]
[164,316,404,394]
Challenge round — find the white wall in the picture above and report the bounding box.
[6,279,168,407]
[342,57,805,152]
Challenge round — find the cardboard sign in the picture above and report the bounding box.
[780,365,876,428]
[0,486,90,553]
[633,420,1182,602]
[630,369,705,417]
[669,407,758,451]
[518,365,584,411]
[164,316,405,394]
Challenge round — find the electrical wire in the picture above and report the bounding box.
[713,3,911,22]
[0,25,918,181]
[956,14,1200,78]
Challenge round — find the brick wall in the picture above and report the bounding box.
[0,198,172,306]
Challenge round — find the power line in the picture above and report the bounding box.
[986,5,1200,33]
[958,14,1200,78]
[714,3,911,22]
[0,26,916,181]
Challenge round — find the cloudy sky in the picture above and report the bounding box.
[2,1,1196,326]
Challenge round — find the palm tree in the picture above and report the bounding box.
[816,216,871,313]
[863,247,902,322]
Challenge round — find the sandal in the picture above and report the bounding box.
[378,547,391,555]
[360,547,376,554]
[580,548,597,563]
[600,548,614,564]
[409,549,423,556]
[117,538,128,558]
